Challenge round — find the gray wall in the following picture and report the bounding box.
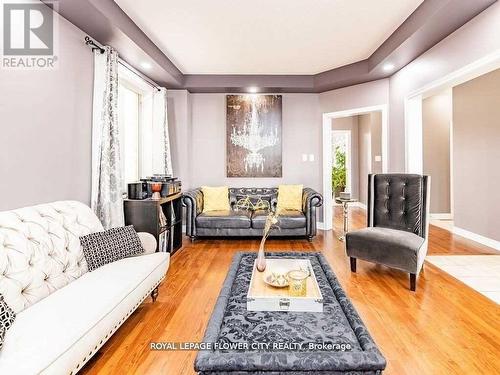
[186,93,322,192]
[453,68,500,241]
[0,12,93,211]
[422,92,452,214]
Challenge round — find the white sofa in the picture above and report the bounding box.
[0,201,170,374]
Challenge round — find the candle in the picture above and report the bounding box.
[288,269,308,297]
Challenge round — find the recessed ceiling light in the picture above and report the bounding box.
[383,63,395,72]
[248,87,258,93]
[140,61,152,70]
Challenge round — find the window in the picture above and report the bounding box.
[117,64,155,190]
[118,83,140,186]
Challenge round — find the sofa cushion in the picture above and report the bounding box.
[277,184,303,212]
[201,186,230,212]
[196,210,252,229]
[0,294,15,350]
[345,227,425,273]
[80,225,144,271]
[0,252,169,375]
[252,209,306,230]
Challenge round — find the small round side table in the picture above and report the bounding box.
[335,197,357,241]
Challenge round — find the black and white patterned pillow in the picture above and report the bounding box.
[80,225,144,271]
[0,294,16,350]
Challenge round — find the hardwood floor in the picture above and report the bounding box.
[81,207,500,374]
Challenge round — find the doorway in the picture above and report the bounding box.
[404,51,500,250]
[331,130,352,202]
[322,105,388,231]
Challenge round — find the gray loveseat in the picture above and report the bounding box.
[182,187,322,241]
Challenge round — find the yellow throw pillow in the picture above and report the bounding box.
[277,184,303,212]
[201,186,230,212]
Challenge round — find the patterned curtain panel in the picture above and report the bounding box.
[90,46,124,229]
[152,88,173,175]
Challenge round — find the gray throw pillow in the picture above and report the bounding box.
[0,294,16,350]
[80,225,144,271]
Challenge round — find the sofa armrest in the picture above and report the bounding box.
[302,188,323,238]
[182,188,203,238]
[138,232,157,254]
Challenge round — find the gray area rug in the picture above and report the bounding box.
[195,252,386,374]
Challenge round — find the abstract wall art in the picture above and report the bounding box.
[226,94,282,177]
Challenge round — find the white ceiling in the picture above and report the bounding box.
[114,0,423,75]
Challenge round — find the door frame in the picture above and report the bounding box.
[322,104,388,231]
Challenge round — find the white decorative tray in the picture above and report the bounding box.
[246,258,324,312]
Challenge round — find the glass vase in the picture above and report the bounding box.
[256,237,267,272]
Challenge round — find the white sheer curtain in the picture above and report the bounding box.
[144,87,173,176]
[91,46,124,229]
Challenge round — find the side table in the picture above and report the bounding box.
[335,197,357,241]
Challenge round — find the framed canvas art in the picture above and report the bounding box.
[226,94,282,177]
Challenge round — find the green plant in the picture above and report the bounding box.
[332,146,346,196]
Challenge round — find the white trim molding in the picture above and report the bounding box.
[317,222,325,230]
[351,201,367,210]
[452,226,500,252]
[430,213,453,220]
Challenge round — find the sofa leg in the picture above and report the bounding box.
[190,235,197,243]
[350,257,356,273]
[410,273,417,292]
[151,287,159,302]
[307,235,313,242]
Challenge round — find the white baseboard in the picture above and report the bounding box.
[452,226,500,252]
[317,222,325,230]
[430,213,453,220]
[182,224,186,234]
[351,202,367,210]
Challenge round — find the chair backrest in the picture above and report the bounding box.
[367,174,430,239]
[0,201,103,313]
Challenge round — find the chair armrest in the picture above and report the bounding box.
[138,232,157,254]
[182,188,203,237]
[302,188,323,238]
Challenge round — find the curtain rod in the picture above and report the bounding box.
[85,36,161,92]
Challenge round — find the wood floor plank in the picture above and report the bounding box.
[81,207,500,374]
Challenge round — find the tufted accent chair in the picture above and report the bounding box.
[345,174,430,291]
[0,201,103,313]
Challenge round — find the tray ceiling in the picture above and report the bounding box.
[114,0,423,75]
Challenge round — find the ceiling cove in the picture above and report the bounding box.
[49,0,497,93]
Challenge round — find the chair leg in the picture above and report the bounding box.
[410,273,417,292]
[350,257,356,273]
[151,286,159,302]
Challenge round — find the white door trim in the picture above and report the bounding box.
[322,104,389,231]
